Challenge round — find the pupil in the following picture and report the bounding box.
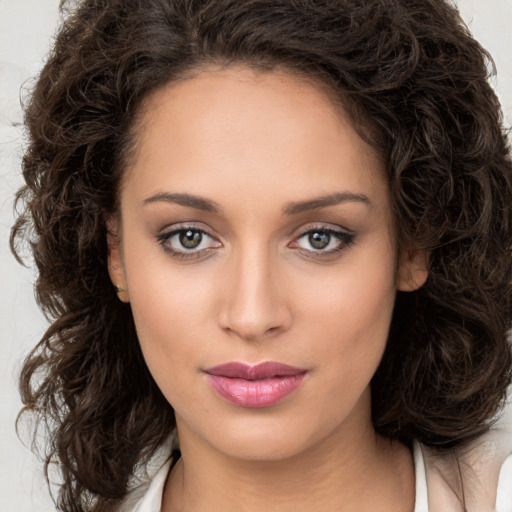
[180,230,202,249]
[309,232,330,249]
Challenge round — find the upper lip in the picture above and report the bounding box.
[204,361,307,380]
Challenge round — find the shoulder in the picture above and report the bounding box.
[117,435,176,512]
[418,406,512,512]
[118,458,171,512]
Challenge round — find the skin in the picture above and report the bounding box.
[108,66,427,511]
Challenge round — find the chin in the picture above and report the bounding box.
[182,411,338,463]
[212,429,312,462]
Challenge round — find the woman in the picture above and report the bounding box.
[10,0,512,511]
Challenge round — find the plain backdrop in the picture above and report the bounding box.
[1,1,511,510]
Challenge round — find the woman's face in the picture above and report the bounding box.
[109,67,426,461]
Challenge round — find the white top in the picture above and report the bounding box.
[120,436,512,512]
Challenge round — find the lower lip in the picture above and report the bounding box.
[206,373,306,408]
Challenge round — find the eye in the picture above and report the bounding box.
[290,227,356,255]
[178,229,204,249]
[157,226,221,259]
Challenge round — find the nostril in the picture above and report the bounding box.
[221,322,282,342]
[217,269,292,340]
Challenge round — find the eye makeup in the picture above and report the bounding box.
[289,226,356,258]
[155,221,357,262]
[156,224,221,260]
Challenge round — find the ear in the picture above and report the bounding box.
[106,216,130,303]
[396,248,428,292]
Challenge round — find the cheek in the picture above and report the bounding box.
[295,242,397,394]
[122,244,221,399]
[299,249,396,348]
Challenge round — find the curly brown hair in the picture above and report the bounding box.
[10,0,512,510]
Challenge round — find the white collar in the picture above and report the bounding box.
[120,437,512,512]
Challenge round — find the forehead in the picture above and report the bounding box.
[123,66,387,207]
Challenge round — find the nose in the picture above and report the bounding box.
[218,246,292,341]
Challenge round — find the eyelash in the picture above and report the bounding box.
[291,226,356,257]
[156,226,220,260]
[156,225,356,261]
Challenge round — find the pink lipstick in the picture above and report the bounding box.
[204,362,307,408]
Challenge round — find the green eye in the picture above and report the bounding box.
[308,232,331,249]
[179,230,203,249]
[291,227,356,255]
[157,226,222,260]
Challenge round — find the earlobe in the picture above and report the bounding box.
[106,216,130,303]
[396,249,428,292]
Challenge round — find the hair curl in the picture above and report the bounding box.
[11,0,512,510]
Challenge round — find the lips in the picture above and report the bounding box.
[204,362,307,408]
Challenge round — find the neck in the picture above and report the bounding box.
[163,408,415,512]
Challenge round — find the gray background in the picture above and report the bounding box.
[1,1,511,510]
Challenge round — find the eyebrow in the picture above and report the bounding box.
[142,191,371,215]
[282,192,371,215]
[143,192,222,213]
